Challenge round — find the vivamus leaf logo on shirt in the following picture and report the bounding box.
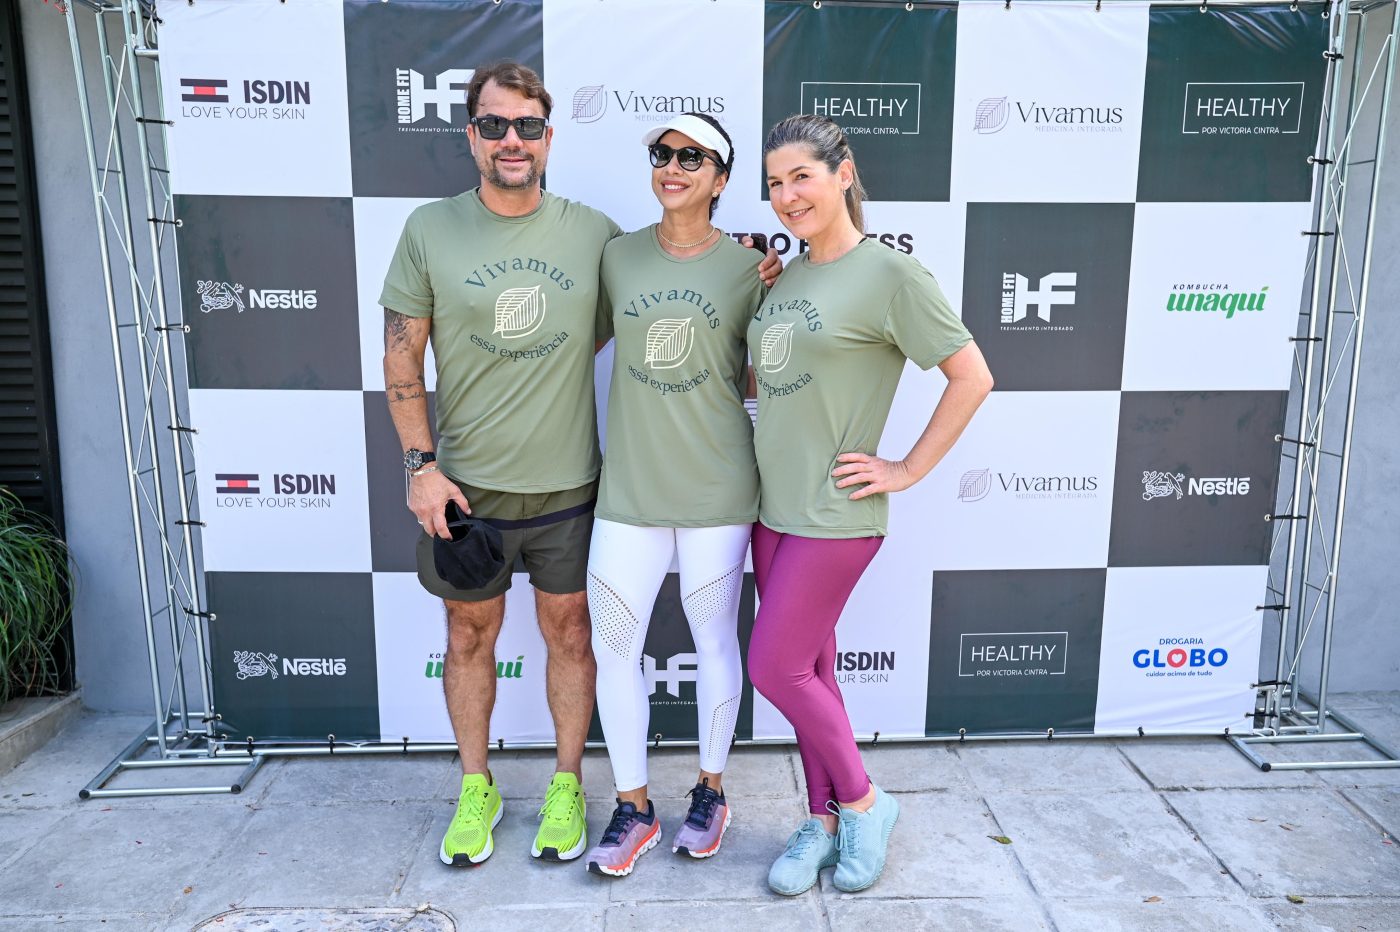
[644,318,695,370]
[493,285,547,340]
[759,322,795,373]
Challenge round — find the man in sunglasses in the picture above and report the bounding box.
[379,61,778,871]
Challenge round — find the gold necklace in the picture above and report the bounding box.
[656,225,717,250]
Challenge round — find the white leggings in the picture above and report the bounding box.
[587,518,751,792]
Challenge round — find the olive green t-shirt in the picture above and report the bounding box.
[596,228,765,527]
[748,239,972,538]
[379,189,621,493]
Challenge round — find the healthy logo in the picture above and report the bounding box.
[1000,272,1077,325]
[395,68,473,127]
[958,468,992,502]
[1167,285,1268,319]
[958,632,1069,678]
[234,651,278,680]
[973,97,1009,134]
[758,322,795,374]
[644,318,695,370]
[801,82,922,135]
[198,281,246,314]
[1182,82,1305,135]
[572,85,607,123]
[493,285,547,340]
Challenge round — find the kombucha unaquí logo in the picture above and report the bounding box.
[424,653,524,679]
[1166,284,1268,319]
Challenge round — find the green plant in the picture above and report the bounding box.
[0,486,73,706]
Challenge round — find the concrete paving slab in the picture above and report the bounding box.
[1169,788,1400,896]
[1330,691,1400,713]
[1251,740,1400,789]
[1259,895,1400,931]
[439,905,604,930]
[862,742,975,793]
[0,713,156,808]
[0,807,65,872]
[1116,736,1323,790]
[606,898,825,930]
[825,896,1050,931]
[167,802,435,925]
[985,789,1238,897]
[0,917,162,931]
[0,807,234,914]
[956,740,1148,794]
[598,795,809,902]
[1046,896,1270,931]
[191,905,456,931]
[614,744,801,800]
[818,791,1029,900]
[256,753,460,806]
[392,797,613,909]
[1342,787,1400,836]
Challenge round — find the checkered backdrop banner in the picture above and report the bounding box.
[157,0,1328,744]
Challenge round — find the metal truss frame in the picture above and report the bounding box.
[1232,0,1400,772]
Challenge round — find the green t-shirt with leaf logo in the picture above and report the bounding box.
[596,228,764,527]
[747,239,971,538]
[379,189,621,493]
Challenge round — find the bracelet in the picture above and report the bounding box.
[410,464,439,478]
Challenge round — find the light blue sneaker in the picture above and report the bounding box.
[832,784,900,892]
[767,818,838,895]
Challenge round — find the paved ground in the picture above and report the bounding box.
[1,694,1398,932]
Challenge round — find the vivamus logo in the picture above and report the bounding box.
[958,468,992,502]
[758,322,795,373]
[197,280,318,313]
[1141,470,1251,501]
[644,318,695,370]
[233,651,346,679]
[493,285,547,339]
[973,97,1010,134]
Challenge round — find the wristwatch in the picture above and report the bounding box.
[403,449,437,472]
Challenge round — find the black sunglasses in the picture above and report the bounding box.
[648,142,725,173]
[471,114,548,141]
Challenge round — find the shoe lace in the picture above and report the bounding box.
[538,780,578,824]
[785,820,826,859]
[830,801,862,860]
[454,785,488,825]
[684,782,720,829]
[602,804,640,845]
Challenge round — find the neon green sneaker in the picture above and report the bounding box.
[532,771,587,861]
[439,773,502,867]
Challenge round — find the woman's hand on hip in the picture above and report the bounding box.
[832,452,915,500]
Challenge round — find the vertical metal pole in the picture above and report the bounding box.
[92,9,191,736]
[63,3,167,755]
[1316,3,1399,720]
[1271,5,1349,728]
[118,0,218,737]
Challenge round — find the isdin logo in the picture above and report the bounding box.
[973,97,1009,134]
[395,68,473,126]
[198,281,246,314]
[572,85,606,123]
[234,651,278,680]
[1000,272,1077,324]
[644,318,695,370]
[494,285,547,340]
[958,468,992,502]
[758,322,795,374]
[423,654,524,680]
[1167,285,1268,319]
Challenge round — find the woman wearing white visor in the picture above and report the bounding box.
[583,113,766,878]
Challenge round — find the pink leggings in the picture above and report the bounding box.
[748,523,883,815]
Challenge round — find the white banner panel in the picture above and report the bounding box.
[1095,565,1267,733]
[190,389,371,573]
[158,0,352,196]
[951,1,1150,204]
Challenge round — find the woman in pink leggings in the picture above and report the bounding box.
[750,114,994,896]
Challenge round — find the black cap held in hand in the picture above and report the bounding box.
[432,502,506,591]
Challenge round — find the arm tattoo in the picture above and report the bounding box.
[386,378,426,404]
[384,308,415,351]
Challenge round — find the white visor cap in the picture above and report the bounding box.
[641,115,731,169]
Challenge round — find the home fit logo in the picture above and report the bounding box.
[1000,273,1077,331]
[645,652,697,702]
[958,467,1100,502]
[959,632,1068,678]
[423,653,523,680]
[214,472,337,509]
[973,96,1124,134]
[1141,470,1251,501]
[835,651,895,685]
[179,78,312,121]
[801,82,920,135]
[232,651,346,680]
[571,85,725,124]
[196,281,319,313]
[1167,284,1269,319]
[1133,638,1229,678]
[1182,83,1305,135]
[394,68,472,132]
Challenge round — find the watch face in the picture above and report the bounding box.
[404,450,423,471]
